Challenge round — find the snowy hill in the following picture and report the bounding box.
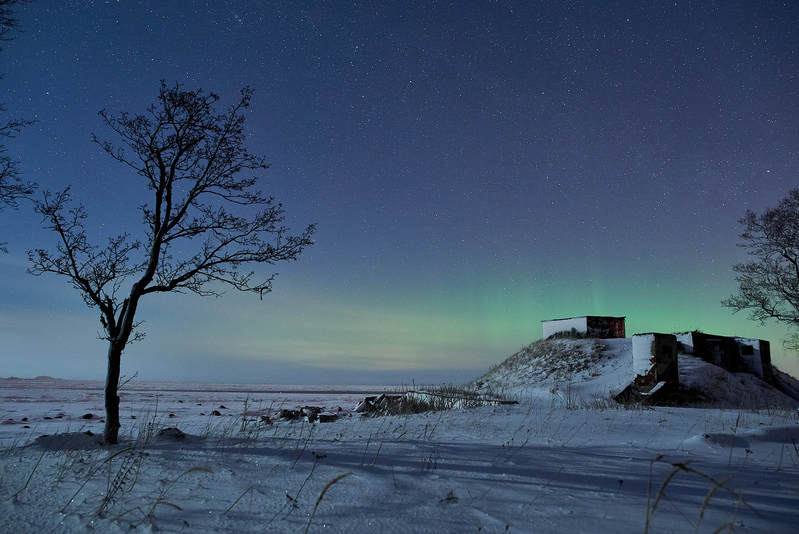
[474,337,799,409]
[678,354,799,408]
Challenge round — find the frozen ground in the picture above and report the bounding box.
[1,377,798,533]
[0,377,387,447]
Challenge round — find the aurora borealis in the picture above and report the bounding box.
[1,2,798,383]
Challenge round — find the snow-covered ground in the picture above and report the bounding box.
[1,376,798,533]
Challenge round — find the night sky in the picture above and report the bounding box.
[1,1,798,384]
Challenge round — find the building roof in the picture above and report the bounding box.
[541,315,626,322]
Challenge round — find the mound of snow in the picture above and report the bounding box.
[473,338,633,402]
[772,367,799,400]
[682,425,799,453]
[678,356,798,409]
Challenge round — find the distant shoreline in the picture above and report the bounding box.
[0,376,396,395]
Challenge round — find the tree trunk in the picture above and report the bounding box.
[102,293,141,444]
[103,341,123,444]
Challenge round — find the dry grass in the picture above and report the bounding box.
[644,455,754,534]
[474,338,609,394]
[304,471,352,534]
[11,448,46,502]
[363,385,516,416]
[98,447,146,516]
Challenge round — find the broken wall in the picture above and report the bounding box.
[542,317,588,339]
[632,333,679,393]
[676,331,774,383]
[586,316,625,338]
[734,338,764,378]
[734,338,774,382]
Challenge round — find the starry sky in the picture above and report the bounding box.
[1,1,798,384]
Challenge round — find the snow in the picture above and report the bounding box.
[632,333,657,377]
[1,373,798,533]
[678,355,796,408]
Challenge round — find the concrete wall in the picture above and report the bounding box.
[542,317,587,339]
[632,334,656,377]
[678,332,739,370]
[734,338,764,378]
[586,316,625,338]
[759,340,774,382]
[675,332,696,353]
[676,331,774,383]
[734,338,774,382]
[632,333,679,393]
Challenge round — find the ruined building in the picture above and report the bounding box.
[541,315,775,397]
[541,316,626,339]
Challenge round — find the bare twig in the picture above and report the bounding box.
[11,449,46,501]
[224,485,254,516]
[304,472,352,534]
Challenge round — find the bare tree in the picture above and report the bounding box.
[29,82,315,444]
[722,189,799,352]
[0,0,24,40]
[0,0,36,251]
[0,116,34,208]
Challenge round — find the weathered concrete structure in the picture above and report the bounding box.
[734,338,774,382]
[542,316,625,339]
[632,333,679,393]
[540,314,777,401]
[675,331,773,382]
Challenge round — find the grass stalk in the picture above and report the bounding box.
[304,472,352,534]
[11,449,46,501]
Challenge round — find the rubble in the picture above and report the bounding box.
[278,406,331,423]
[355,393,405,415]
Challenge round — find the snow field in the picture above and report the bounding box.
[1,384,798,533]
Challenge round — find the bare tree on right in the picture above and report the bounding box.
[723,189,799,351]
